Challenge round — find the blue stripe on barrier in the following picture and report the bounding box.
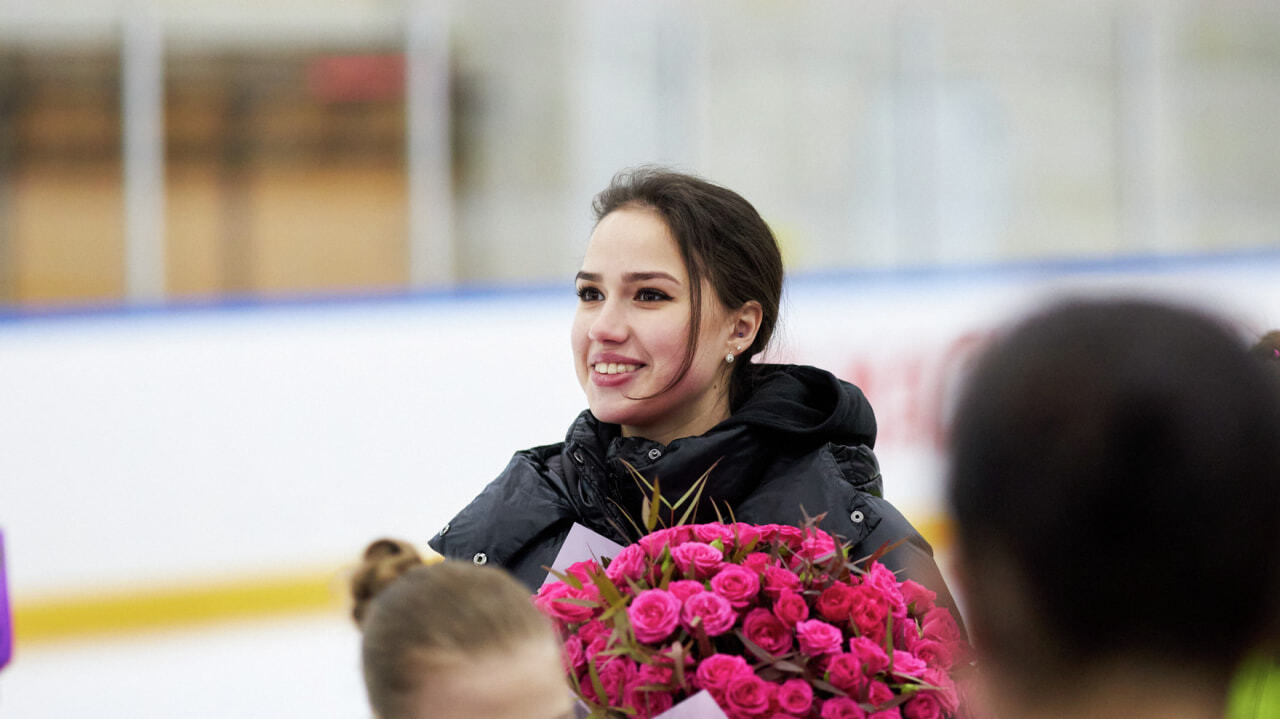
[2,247,1278,325]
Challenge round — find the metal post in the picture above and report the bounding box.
[406,0,454,287]
[122,2,166,303]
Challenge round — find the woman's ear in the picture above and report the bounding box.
[729,300,764,349]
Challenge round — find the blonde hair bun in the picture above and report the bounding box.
[350,538,424,625]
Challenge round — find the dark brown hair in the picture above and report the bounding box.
[591,167,784,408]
[350,539,554,719]
[948,299,1280,696]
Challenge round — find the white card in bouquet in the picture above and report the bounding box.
[655,690,730,719]
[571,691,728,719]
[542,522,626,587]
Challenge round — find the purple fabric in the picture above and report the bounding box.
[0,529,10,670]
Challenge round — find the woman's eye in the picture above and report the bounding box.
[576,286,603,302]
[635,288,671,302]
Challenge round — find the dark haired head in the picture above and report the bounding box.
[591,167,783,407]
[947,298,1280,696]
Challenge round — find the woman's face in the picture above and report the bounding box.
[409,637,574,719]
[572,206,740,445]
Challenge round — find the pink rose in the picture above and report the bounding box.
[869,710,903,719]
[754,523,782,543]
[585,635,610,664]
[816,582,857,623]
[910,639,954,670]
[724,673,775,718]
[848,636,890,675]
[826,652,870,694]
[864,564,908,620]
[671,542,725,579]
[921,669,960,714]
[534,581,596,624]
[866,680,894,707]
[565,558,603,584]
[729,522,764,549]
[668,579,707,601]
[763,566,803,599]
[776,678,814,715]
[711,564,762,608]
[891,650,928,679]
[743,552,775,574]
[628,589,683,643]
[627,687,675,719]
[592,656,638,705]
[683,591,737,636]
[848,585,891,644]
[628,690,674,719]
[796,619,844,656]
[638,527,693,558]
[899,580,937,617]
[773,525,805,551]
[742,608,794,656]
[578,619,611,646]
[773,589,810,625]
[921,607,963,644]
[606,543,650,584]
[902,691,944,719]
[820,696,868,719]
[694,653,753,693]
[694,522,737,546]
[798,529,839,561]
[563,636,585,671]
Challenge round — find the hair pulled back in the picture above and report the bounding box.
[947,298,1280,692]
[350,539,552,719]
[592,167,784,408]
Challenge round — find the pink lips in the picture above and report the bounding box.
[588,353,644,387]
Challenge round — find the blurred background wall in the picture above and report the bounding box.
[1,0,1278,716]
[2,0,1278,307]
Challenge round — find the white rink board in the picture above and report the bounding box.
[1,252,1278,718]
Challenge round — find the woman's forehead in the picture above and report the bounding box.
[582,207,685,276]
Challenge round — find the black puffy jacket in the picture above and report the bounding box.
[429,364,961,621]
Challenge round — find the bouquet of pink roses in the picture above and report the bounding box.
[535,521,969,719]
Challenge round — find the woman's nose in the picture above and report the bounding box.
[588,300,627,343]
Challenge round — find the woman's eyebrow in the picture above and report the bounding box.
[574,270,680,284]
[624,271,679,283]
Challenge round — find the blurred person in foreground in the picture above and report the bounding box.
[350,540,574,719]
[1224,330,1280,719]
[947,298,1280,719]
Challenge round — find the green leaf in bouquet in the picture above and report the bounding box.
[689,616,715,658]
[860,537,908,568]
[672,462,716,526]
[811,676,848,697]
[585,657,609,711]
[666,641,690,690]
[733,628,779,664]
[543,566,585,591]
[884,612,896,662]
[555,597,603,609]
[607,496,646,540]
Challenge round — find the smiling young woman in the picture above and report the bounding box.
[430,167,962,625]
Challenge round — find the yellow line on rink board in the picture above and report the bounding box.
[10,519,951,646]
[13,569,344,645]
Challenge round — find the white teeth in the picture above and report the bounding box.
[593,362,638,375]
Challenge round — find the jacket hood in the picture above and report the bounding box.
[562,363,877,532]
[725,363,877,447]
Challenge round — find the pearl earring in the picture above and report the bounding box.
[725,352,735,364]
